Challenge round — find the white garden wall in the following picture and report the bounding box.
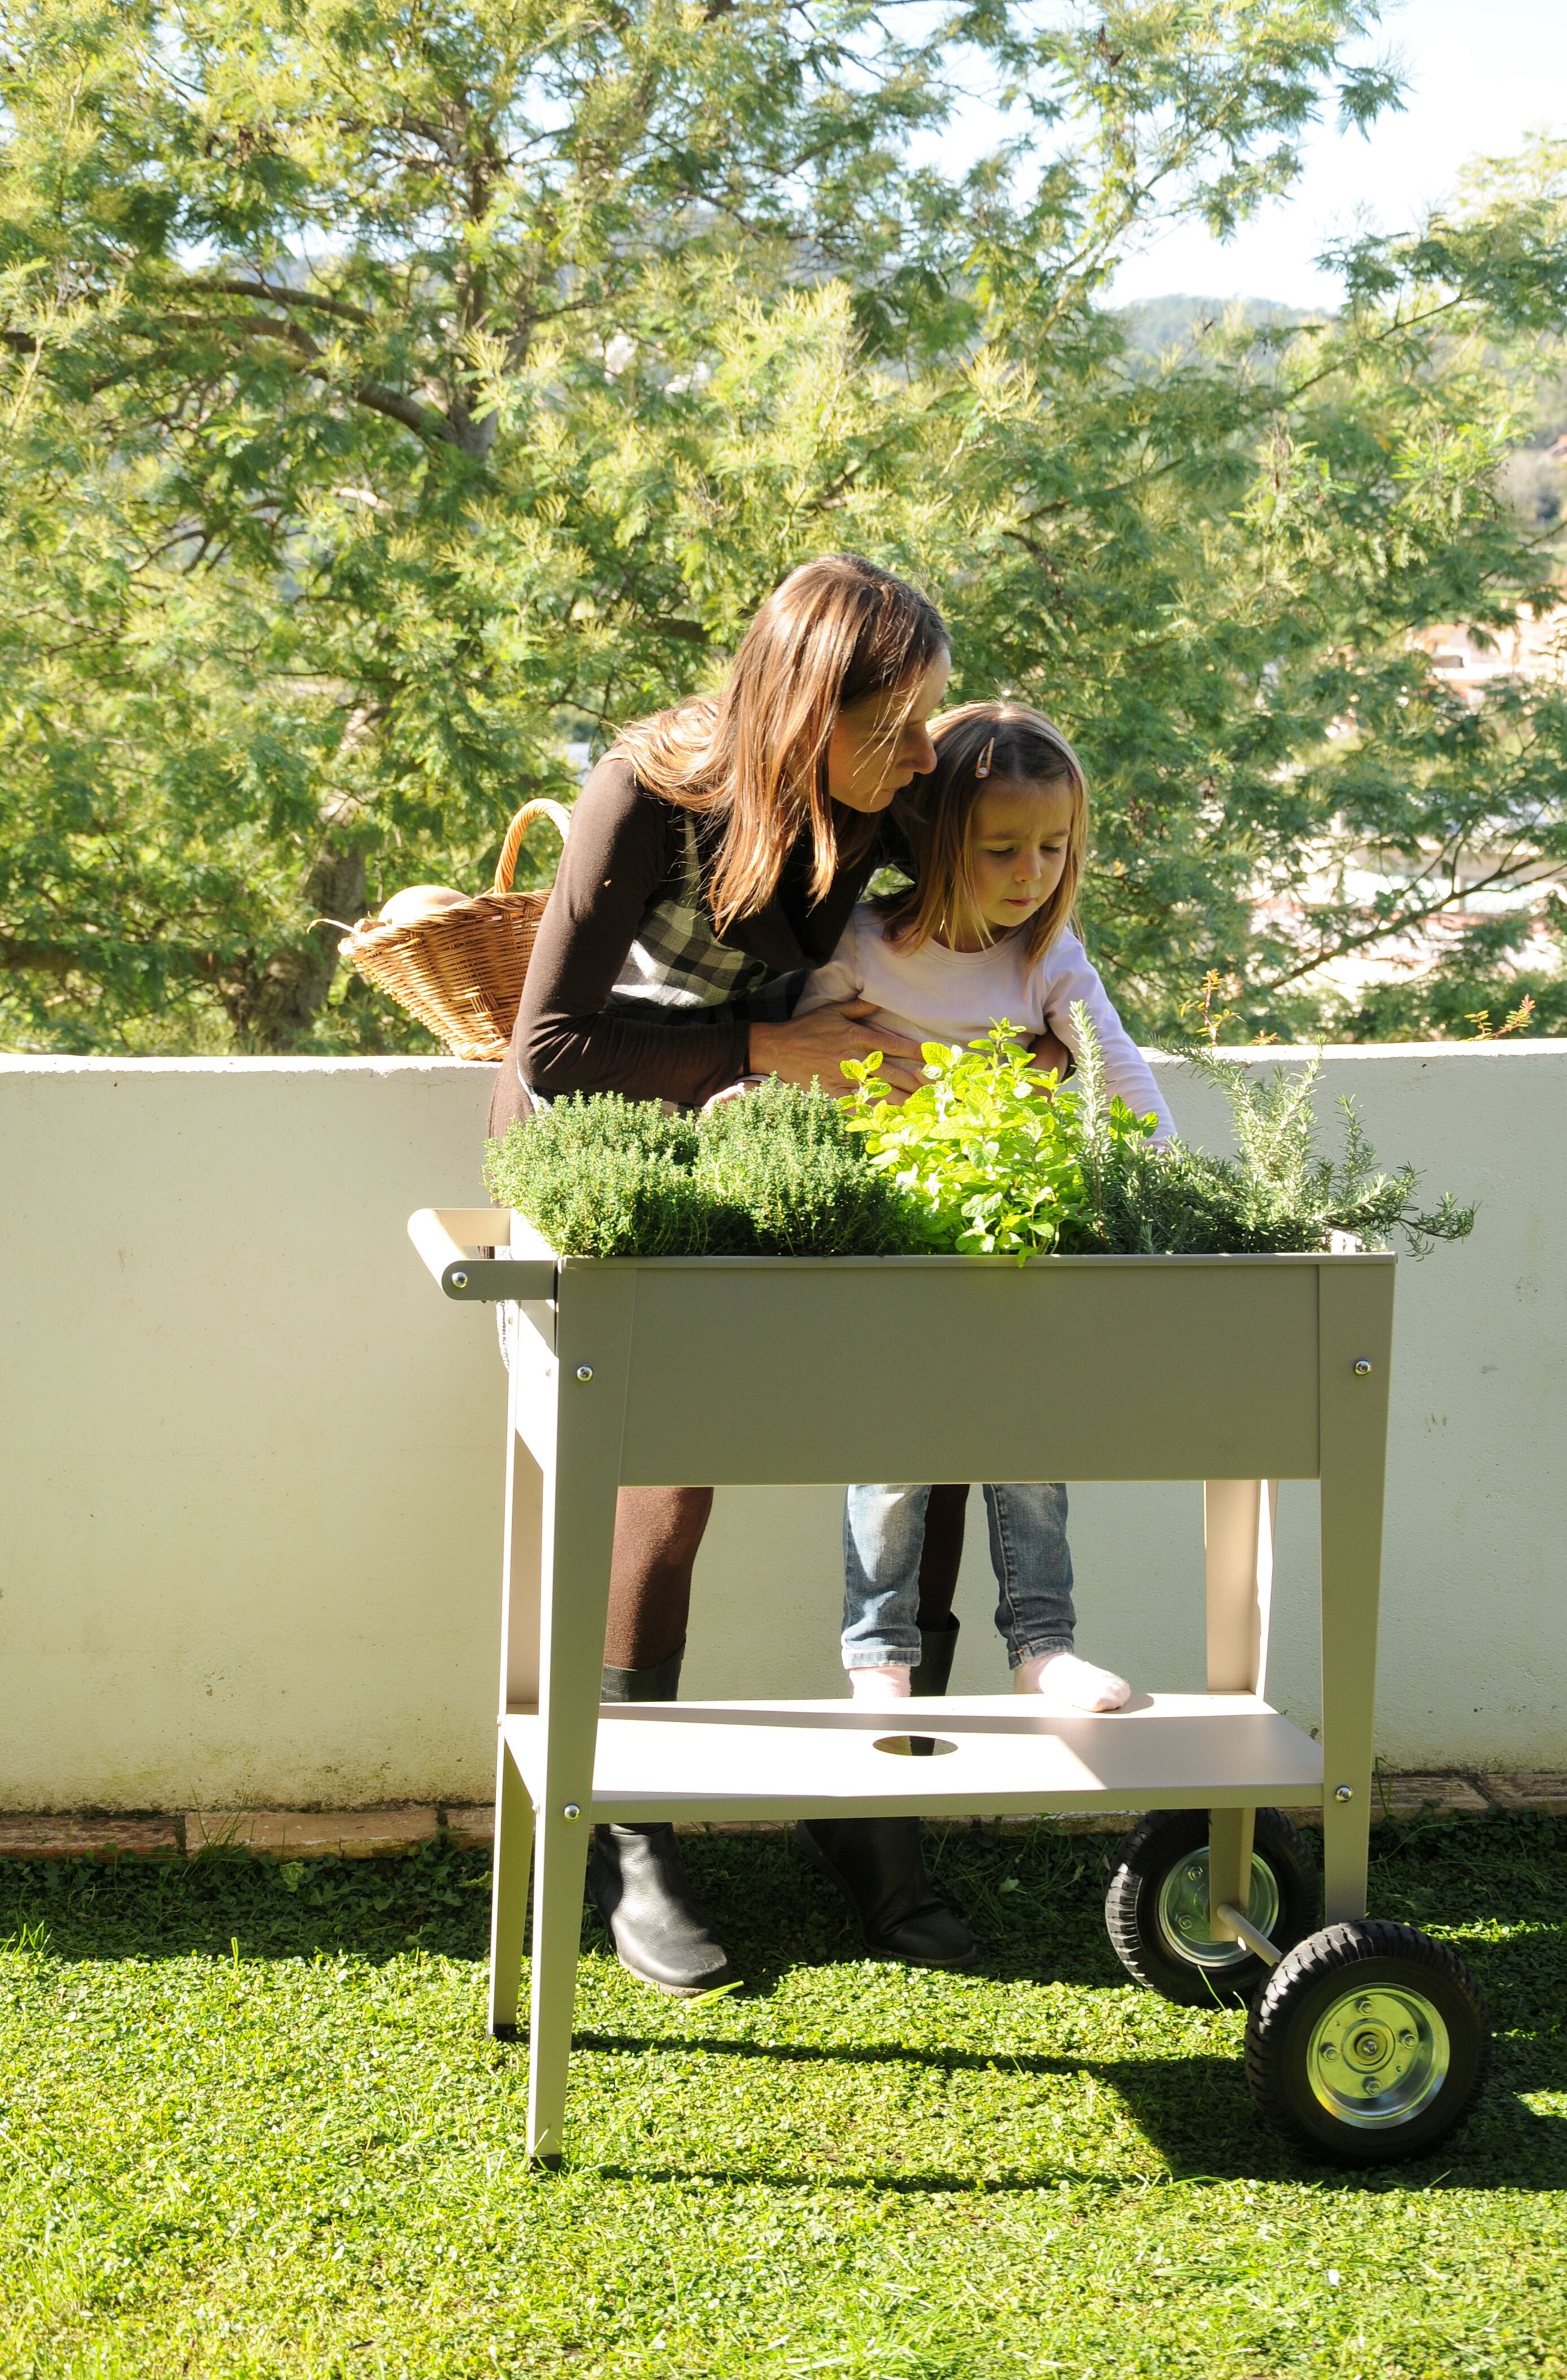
[1,1044,1562,1809]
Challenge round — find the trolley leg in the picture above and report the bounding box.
[1319,1457,1379,1923]
[1207,1805,1256,1935]
[1203,1481,1274,1941]
[526,1270,637,2168]
[1203,1480,1276,1699]
[489,1322,547,2036]
[1316,1265,1393,1924]
[488,1733,535,2035]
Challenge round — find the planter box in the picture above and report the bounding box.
[412,1211,1396,2162]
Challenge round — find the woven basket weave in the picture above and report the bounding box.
[338,798,572,1061]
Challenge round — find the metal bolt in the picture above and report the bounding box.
[1320,2042,1337,2059]
[1353,1358,1373,1377]
[575,1364,594,1383]
[1185,1865,1203,1886]
[450,1270,468,1290]
[1363,2076,1379,2094]
[1355,1997,1372,2015]
[1399,2029,1415,2045]
[562,1804,581,1822]
[1178,1917,1194,1933]
[1334,1785,1353,1803]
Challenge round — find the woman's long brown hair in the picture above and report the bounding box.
[879,701,1088,961]
[614,555,947,935]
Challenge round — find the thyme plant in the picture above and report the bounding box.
[484,1080,914,1259]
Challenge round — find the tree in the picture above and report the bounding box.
[0,0,1562,1051]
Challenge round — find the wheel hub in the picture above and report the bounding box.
[1155,1848,1281,1970]
[1306,1985,1450,2127]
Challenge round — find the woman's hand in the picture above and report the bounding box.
[1031,1028,1073,1084]
[749,1000,926,1099]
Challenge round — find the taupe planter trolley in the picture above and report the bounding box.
[412,1215,1490,2167]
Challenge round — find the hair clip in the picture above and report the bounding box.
[975,736,995,780]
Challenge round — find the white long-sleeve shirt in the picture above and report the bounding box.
[796,906,1175,1142]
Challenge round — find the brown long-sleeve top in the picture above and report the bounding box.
[488,756,888,1138]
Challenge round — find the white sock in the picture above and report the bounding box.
[1016,1651,1131,1713]
[848,1664,912,1708]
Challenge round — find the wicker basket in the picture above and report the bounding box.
[339,799,572,1061]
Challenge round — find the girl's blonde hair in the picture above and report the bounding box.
[881,701,1087,960]
[612,555,948,935]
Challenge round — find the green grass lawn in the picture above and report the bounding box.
[2,1813,1565,2378]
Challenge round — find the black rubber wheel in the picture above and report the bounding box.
[1105,1808,1319,2008]
[1245,1919,1490,2165]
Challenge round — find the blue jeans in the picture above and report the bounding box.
[842,1483,1076,1671]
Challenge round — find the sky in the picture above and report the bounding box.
[1108,0,1567,309]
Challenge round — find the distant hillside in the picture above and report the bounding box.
[1117,293,1317,356]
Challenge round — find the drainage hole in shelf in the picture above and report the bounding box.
[872,1735,958,1758]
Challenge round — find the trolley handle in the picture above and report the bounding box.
[408,1209,558,1303]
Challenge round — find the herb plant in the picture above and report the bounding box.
[484,1080,914,1259]
[845,1008,1474,1260]
[1083,1029,1476,1256]
[841,1023,1156,1258]
[485,1019,1475,1263]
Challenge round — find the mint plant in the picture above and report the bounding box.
[846,1009,1473,1259]
[842,1022,1156,1259]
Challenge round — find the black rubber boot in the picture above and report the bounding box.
[796,1817,975,1968]
[588,1646,735,1998]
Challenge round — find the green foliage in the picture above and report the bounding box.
[844,1021,1158,1258]
[1087,1039,1477,1256]
[849,1008,1475,1259]
[485,1095,708,1259]
[488,1014,1474,1265]
[1,5,1565,1050]
[484,1079,914,1258]
[694,1075,915,1257]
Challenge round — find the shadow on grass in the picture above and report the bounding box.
[0,1818,1120,1979]
[572,1989,1567,2193]
[5,1808,1564,1980]
[6,1813,1564,2194]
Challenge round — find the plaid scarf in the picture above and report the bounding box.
[607,811,797,1021]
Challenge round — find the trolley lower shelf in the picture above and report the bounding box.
[502,1691,1324,1824]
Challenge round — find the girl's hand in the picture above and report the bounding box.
[749,999,925,1099]
[702,1077,766,1112]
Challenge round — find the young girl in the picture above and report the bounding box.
[796,701,1176,1716]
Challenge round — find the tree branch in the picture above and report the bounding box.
[1259,850,1567,994]
[185,277,374,328]
[352,381,459,445]
[0,934,75,977]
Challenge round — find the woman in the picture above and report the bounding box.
[490,554,977,1993]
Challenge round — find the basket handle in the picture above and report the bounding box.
[493,798,572,895]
